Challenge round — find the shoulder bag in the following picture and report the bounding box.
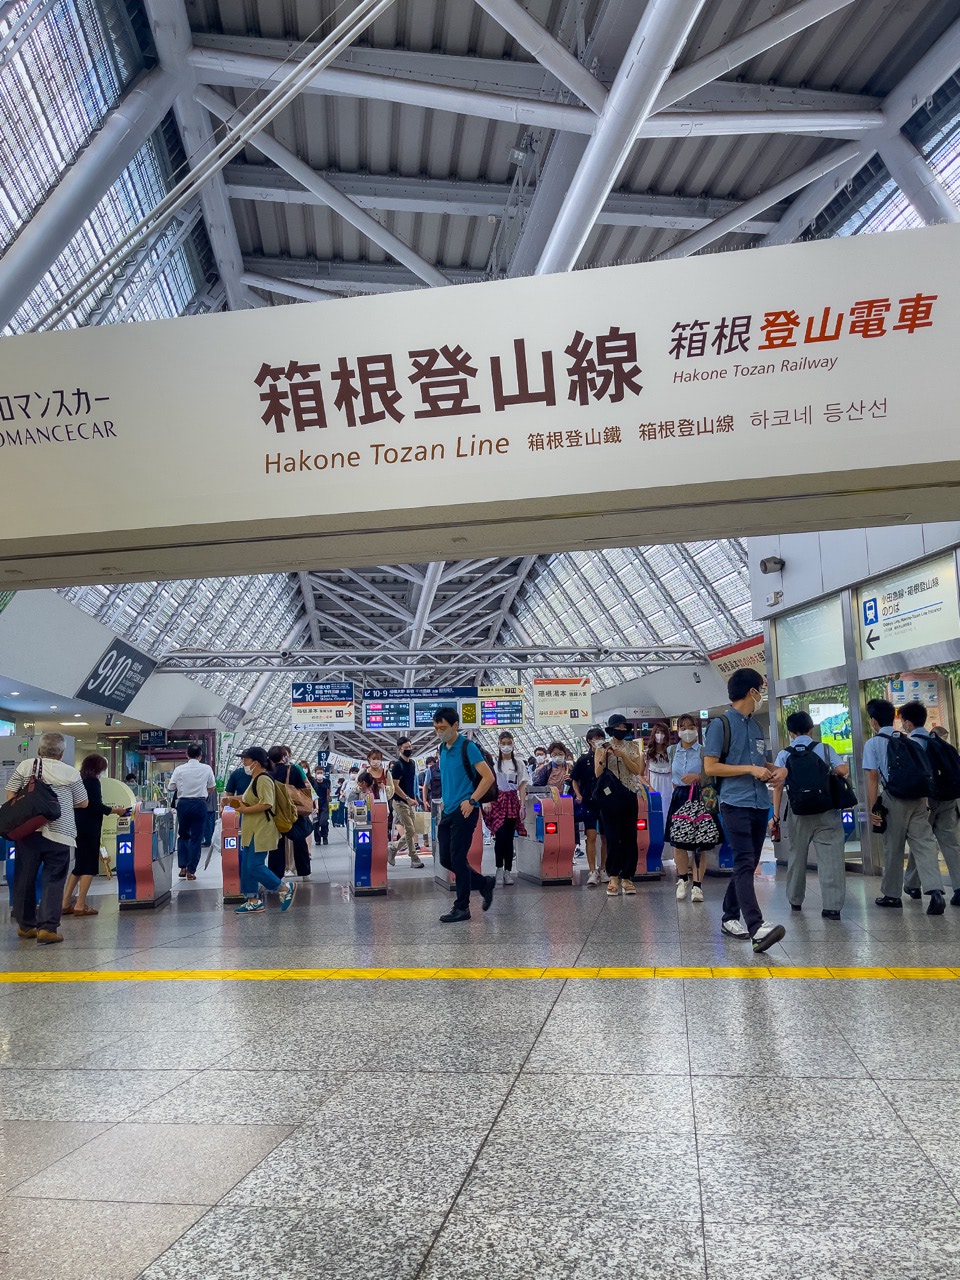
[0,759,62,841]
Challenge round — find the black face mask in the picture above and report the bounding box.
[401,749,412,757]
[610,728,629,740]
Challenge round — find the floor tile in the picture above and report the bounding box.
[0,1069,193,1121]
[692,1077,903,1135]
[422,1211,707,1279]
[699,1134,959,1227]
[71,1030,257,1071]
[8,1122,292,1204]
[1,1119,112,1190]
[4,1198,207,1280]
[125,1070,342,1124]
[877,1079,960,1131]
[221,1120,488,1209]
[458,1130,700,1216]
[703,1221,960,1280]
[912,1134,960,1200]
[524,1030,690,1075]
[687,1028,867,1077]
[314,1071,512,1127]
[498,1073,694,1133]
[138,1205,444,1279]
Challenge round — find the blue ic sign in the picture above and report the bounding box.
[862,597,879,627]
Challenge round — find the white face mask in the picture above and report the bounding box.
[500,746,513,756]
[679,729,699,745]
[551,755,564,765]
[655,734,665,743]
[243,764,254,776]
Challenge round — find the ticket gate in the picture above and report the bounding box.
[633,788,665,880]
[431,800,484,891]
[352,798,389,895]
[220,805,244,905]
[117,806,175,909]
[515,788,575,885]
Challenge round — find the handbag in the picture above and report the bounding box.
[286,766,313,816]
[0,758,61,840]
[666,785,721,851]
[594,767,638,818]
[829,771,859,811]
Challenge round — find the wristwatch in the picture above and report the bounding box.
[469,797,480,807]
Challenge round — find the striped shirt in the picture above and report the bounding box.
[8,757,87,849]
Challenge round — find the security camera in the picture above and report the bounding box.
[759,556,785,574]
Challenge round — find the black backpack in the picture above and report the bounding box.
[460,738,499,803]
[925,734,960,801]
[884,731,935,801]
[784,744,833,815]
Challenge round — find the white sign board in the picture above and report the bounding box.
[291,681,356,730]
[1,225,959,583]
[533,678,592,726]
[775,596,845,680]
[889,676,939,708]
[858,554,960,659]
[708,636,767,683]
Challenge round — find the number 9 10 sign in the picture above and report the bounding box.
[75,639,157,713]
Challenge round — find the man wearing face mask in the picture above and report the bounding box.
[390,736,426,869]
[703,668,785,954]
[432,707,496,923]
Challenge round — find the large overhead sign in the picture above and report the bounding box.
[76,638,157,713]
[857,553,960,659]
[361,685,477,733]
[533,677,592,726]
[0,225,958,586]
[291,681,355,730]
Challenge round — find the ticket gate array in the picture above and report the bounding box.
[515,788,576,885]
[633,788,665,880]
[351,798,389,895]
[431,800,484,891]
[117,806,175,910]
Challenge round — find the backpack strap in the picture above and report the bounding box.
[460,736,478,785]
[719,712,731,766]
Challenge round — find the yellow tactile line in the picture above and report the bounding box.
[1,965,960,984]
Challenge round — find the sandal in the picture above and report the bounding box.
[61,904,75,915]
[74,905,99,916]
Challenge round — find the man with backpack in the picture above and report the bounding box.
[771,712,849,919]
[421,755,442,811]
[432,706,496,923]
[897,701,960,908]
[863,698,945,913]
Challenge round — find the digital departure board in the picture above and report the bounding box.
[480,697,524,727]
[363,700,412,732]
[413,699,450,728]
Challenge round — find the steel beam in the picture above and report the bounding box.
[761,148,866,246]
[536,1,707,276]
[0,65,181,329]
[402,561,445,685]
[242,271,337,302]
[199,87,447,288]
[875,129,960,224]
[655,141,861,259]
[474,0,607,113]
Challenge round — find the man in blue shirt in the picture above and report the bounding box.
[899,701,960,907]
[864,698,945,912]
[703,667,785,953]
[771,711,848,919]
[433,706,496,923]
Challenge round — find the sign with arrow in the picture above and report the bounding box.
[291,681,355,730]
[857,553,960,661]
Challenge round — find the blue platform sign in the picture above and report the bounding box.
[361,686,478,700]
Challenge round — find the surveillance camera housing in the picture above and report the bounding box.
[759,556,786,574]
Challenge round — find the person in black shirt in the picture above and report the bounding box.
[390,737,426,868]
[570,727,609,888]
[302,760,331,845]
[267,745,313,880]
[62,754,126,917]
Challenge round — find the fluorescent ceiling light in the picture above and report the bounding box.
[61,721,90,726]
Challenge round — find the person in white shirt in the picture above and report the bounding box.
[485,731,527,885]
[6,732,88,944]
[169,743,217,881]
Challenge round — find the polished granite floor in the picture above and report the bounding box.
[2,831,960,1279]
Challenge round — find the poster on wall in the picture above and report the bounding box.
[858,553,960,660]
[533,677,592,726]
[889,676,940,709]
[809,702,853,756]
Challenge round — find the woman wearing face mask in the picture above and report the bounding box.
[594,714,645,896]
[483,733,527,885]
[668,715,711,902]
[642,722,674,800]
[232,747,296,915]
[533,742,570,789]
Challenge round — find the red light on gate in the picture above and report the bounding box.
[545,821,558,835]
[636,819,647,830]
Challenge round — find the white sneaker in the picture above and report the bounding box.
[574,845,585,860]
[495,868,505,886]
[587,870,600,888]
[599,870,610,884]
[676,878,689,901]
[503,871,515,885]
[752,922,787,953]
[721,918,750,939]
[691,884,704,903]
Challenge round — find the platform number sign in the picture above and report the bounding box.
[76,639,157,712]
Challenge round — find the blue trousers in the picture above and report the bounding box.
[720,803,768,936]
[176,797,207,873]
[241,842,282,898]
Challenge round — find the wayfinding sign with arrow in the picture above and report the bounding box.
[857,553,960,661]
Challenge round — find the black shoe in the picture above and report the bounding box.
[821,909,841,920]
[950,888,960,907]
[904,887,922,900]
[313,840,322,846]
[875,895,902,908]
[481,875,495,912]
[790,903,802,912]
[178,869,187,879]
[440,909,471,924]
[927,891,946,916]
